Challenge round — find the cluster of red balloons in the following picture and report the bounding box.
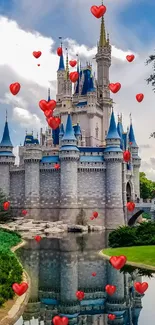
[90,211,98,220]
[108,82,144,102]
[39,99,61,130]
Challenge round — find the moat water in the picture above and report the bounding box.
[14,232,155,325]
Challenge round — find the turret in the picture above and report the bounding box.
[0,114,15,195]
[59,123,65,146]
[59,114,79,224]
[117,114,124,150]
[56,44,66,104]
[104,110,124,229]
[95,12,112,142]
[74,123,82,146]
[61,49,72,113]
[129,116,141,198]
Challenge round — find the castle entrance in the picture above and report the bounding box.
[126,182,132,202]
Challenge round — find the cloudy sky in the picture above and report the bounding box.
[0,0,155,179]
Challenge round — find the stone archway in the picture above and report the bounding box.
[126,182,132,202]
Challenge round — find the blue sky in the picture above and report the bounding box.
[0,0,155,178]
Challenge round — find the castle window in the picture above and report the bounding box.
[100,94,102,98]
[95,123,99,139]
[64,104,66,107]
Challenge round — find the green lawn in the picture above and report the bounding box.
[102,246,155,268]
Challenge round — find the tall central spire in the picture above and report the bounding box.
[65,48,69,80]
[99,1,106,47]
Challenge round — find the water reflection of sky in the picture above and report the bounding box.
[14,232,155,325]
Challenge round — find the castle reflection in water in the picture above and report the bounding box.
[15,232,144,325]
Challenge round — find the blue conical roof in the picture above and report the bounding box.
[0,121,13,147]
[62,114,76,141]
[129,123,137,147]
[88,76,95,92]
[75,123,81,136]
[106,110,120,140]
[59,123,65,136]
[117,121,124,149]
[58,54,65,71]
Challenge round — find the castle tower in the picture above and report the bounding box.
[87,71,98,146]
[59,114,79,224]
[74,123,82,146]
[104,110,124,229]
[23,145,42,218]
[56,44,66,105]
[95,12,112,140]
[61,49,72,113]
[0,114,15,195]
[129,117,141,198]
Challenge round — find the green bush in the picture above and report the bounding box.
[0,229,22,306]
[109,222,155,248]
[0,188,12,222]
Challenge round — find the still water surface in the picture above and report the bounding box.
[14,232,155,324]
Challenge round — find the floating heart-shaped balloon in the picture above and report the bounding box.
[90,5,106,18]
[69,71,79,83]
[76,290,85,300]
[22,209,27,216]
[53,316,69,325]
[105,284,116,295]
[57,47,63,56]
[47,116,61,130]
[10,82,21,95]
[35,235,42,243]
[109,83,121,93]
[129,142,132,145]
[134,282,148,294]
[126,54,135,62]
[44,109,53,118]
[12,282,28,296]
[108,314,116,320]
[126,201,135,212]
[39,99,56,112]
[33,51,42,59]
[90,216,94,220]
[110,255,127,270]
[69,60,77,67]
[54,163,60,169]
[37,64,40,66]
[3,201,10,210]
[92,272,97,276]
[136,93,144,102]
[123,150,131,162]
[93,211,98,218]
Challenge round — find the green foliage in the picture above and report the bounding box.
[146,54,155,92]
[0,229,22,306]
[109,222,155,248]
[142,212,151,220]
[0,188,12,222]
[140,172,155,199]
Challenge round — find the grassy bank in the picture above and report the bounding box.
[102,246,155,268]
[0,228,23,306]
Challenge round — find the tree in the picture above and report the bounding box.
[0,189,12,222]
[140,172,155,199]
[146,54,155,92]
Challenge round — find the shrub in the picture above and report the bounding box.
[0,189,12,222]
[109,222,155,247]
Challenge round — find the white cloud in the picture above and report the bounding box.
[13,146,19,165]
[13,107,43,129]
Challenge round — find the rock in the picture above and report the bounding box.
[67,225,88,232]
[44,227,65,234]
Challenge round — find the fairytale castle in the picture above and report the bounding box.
[0,17,141,229]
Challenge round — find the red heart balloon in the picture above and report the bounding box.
[90,216,94,220]
[136,93,144,102]
[57,47,63,56]
[39,99,56,112]
[129,142,132,145]
[3,201,10,211]
[54,163,60,169]
[53,316,69,325]
[22,209,27,216]
[35,235,42,243]
[10,82,21,95]
[69,72,79,83]
[126,54,135,62]
[110,255,127,270]
[93,211,98,218]
[44,109,53,118]
[47,117,61,130]
[12,282,28,296]
[92,272,97,277]
[37,64,40,66]
[134,282,148,294]
[33,51,42,59]
[69,60,77,67]
[76,290,85,300]
[108,314,116,320]
[123,150,131,162]
[105,285,116,295]
[126,201,135,212]
[90,5,106,18]
[109,83,121,93]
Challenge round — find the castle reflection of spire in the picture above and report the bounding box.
[14,233,147,325]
